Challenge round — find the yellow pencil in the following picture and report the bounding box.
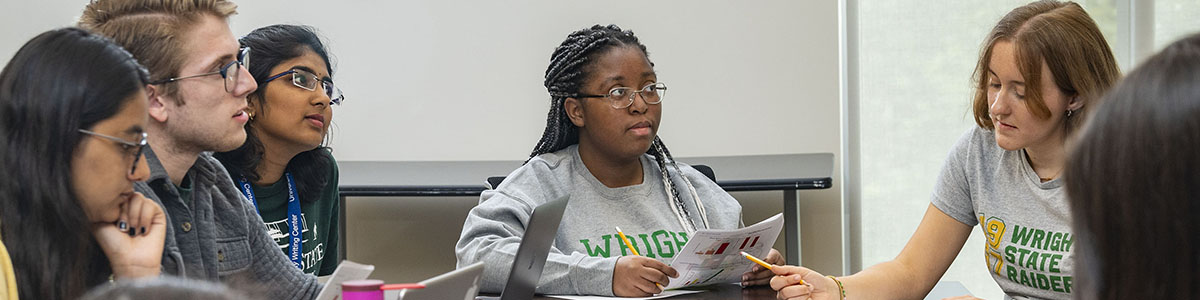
[741,251,805,285]
[615,226,641,256]
[739,251,773,270]
[616,226,665,290]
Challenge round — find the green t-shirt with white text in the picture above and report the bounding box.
[244,156,340,276]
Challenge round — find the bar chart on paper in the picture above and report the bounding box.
[665,213,784,289]
[693,235,763,256]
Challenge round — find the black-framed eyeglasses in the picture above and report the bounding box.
[264,68,345,105]
[149,47,251,94]
[78,129,148,175]
[577,82,667,109]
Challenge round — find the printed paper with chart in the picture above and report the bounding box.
[664,213,783,289]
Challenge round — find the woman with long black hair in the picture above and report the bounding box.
[0,27,166,299]
[1066,32,1200,300]
[214,24,343,276]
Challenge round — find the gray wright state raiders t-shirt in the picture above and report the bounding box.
[931,128,1074,300]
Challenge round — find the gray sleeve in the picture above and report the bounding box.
[455,189,617,296]
[931,129,980,227]
[242,195,323,299]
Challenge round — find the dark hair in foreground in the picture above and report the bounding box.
[214,24,334,202]
[1065,32,1200,300]
[80,277,250,300]
[0,27,150,299]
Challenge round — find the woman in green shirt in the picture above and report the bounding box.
[215,24,343,276]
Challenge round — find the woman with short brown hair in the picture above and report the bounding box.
[770,1,1119,299]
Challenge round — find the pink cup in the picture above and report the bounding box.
[341,279,384,300]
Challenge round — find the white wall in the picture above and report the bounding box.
[225,0,841,162]
[1,0,845,280]
[2,1,837,161]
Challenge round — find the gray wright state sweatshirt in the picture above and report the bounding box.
[455,145,743,296]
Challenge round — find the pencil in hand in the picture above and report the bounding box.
[617,226,666,290]
[741,251,805,285]
[615,226,641,256]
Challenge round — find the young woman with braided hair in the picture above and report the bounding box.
[456,24,783,297]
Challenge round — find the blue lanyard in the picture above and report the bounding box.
[238,173,303,270]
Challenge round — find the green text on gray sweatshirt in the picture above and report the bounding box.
[455,145,743,296]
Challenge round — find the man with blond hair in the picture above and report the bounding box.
[79,0,320,298]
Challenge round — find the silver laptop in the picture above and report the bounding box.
[399,262,485,300]
[478,197,569,300]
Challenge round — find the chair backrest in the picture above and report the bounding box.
[484,164,716,190]
[692,164,716,182]
[485,176,505,190]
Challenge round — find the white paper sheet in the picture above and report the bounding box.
[547,290,702,300]
[663,213,784,290]
[315,260,376,300]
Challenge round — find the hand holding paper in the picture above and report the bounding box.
[663,213,784,290]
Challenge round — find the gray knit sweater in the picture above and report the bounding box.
[134,147,321,299]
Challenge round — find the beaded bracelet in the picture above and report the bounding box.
[826,275,846,300]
